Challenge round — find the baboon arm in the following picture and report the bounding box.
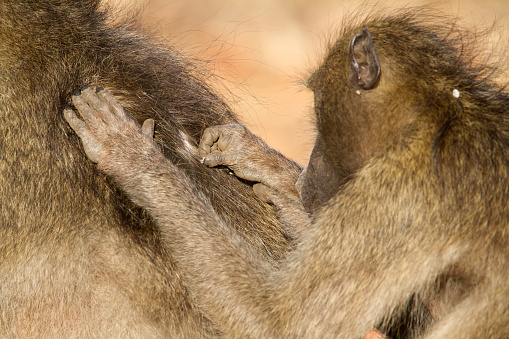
[65,87,279,336]
[64,87,463,338]
[111,154,278,336]
[199,124,309,235]
[198,124,302,197]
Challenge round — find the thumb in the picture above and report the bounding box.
[141,119,155,138]
[253,183,274,204]
[201,152,226,167]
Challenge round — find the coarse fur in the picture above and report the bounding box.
[67,9,509,339]
[0,0,292,337]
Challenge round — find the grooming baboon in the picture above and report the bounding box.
[66,11,509,339]
[0,0,295,337]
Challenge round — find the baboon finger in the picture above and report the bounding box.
[215,133,233,152]
[202,152,227,167]
[253,183,273,203]
[80,86,106,113]
[72,91,107,123]
[71,90,98,122]
[142,119,155,138]
[96,87,129,120]
[199,128,221,157]
[64,106,86,137]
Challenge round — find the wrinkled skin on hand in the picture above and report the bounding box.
[65,87,301,208]
[64,87,387,339]
[66,86,308,236]
[198,124,303,205]
[64,86,156,167]
[198,124,310,235]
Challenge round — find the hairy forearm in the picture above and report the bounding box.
[102,146,278,337]
[260,150,310,236]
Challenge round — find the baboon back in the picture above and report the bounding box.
[0,0,289,337]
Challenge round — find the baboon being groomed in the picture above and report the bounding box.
[0,0,296,337]
[66,11,509,339]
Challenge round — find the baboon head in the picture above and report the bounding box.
[298,29,382,212]
[298,17,463,212]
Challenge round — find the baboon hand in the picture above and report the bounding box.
[198,124,270,183]
[64,86,155,165]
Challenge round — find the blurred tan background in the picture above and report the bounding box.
[109,0,509,165]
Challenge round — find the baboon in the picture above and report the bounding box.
[0,0,294,337]
[66,11,509,339]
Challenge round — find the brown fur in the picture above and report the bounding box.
[0,0,292,337]
[67,10,509,339]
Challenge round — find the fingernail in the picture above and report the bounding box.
[200,157,205,164]
[80,85,89,91]
[73,89,81,96]
[96,86,104,92]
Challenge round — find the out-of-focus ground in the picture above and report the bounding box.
[109,0,509,165]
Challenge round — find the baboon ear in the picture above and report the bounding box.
[349,29,380,90]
